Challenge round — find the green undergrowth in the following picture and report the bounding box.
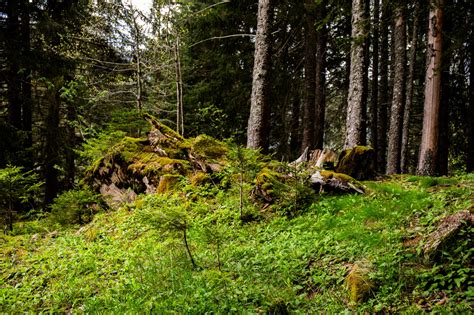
[1,175,473,313]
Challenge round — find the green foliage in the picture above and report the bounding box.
[49,189,105,226]
[0,166,42,233]
[1,175,473,312]
[78,130,126,166]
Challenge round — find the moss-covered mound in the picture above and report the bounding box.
[84,115,228,205]
[335,146,375,180]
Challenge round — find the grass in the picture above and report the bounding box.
[1,175,473,313]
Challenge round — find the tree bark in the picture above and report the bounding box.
[247,0,274,150]
[314,2,328,150]
[301,0,317,152]
[344,0,368,149]
[370,0,380,160]
[377,0,390,173]
[417,0,444,176]
[468,25,474,172]
[6,0,21,129]
[386,3,407,174]
[401,1,420,173]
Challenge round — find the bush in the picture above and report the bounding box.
[50,189,105,226]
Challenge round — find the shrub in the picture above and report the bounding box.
[50,189,105,226]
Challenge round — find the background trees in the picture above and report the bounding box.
[0,0,473,213]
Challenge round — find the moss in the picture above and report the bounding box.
[345,263,374,305]
[190,135,228,160]
[143,113,184,141]
[157,175,181,193]
[335,146,375,180]
[128,156,189,176]
[190,172,212,186]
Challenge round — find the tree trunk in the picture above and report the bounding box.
[44,85,61,205]
[377,0,390,173]
[314,2,328,150]
[468,26,474,172]
[344,0,368,149]
[247,0,274,150]
[401,1,420,173]
[417,0,444,176]
[301,0,317,152]
[6,0,21,129]
[370,0,380,160]
[386,3,407,174]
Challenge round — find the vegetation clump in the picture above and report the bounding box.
[335,146,375,180]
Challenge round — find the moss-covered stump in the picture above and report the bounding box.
[84,115,229,204]
[335,146,375,180]
[310,170,364,194]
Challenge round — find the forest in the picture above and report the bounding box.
[0,0,473,313]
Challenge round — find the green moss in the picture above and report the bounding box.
[345,263,374,305]
[143,113,184,141]
[190,135,228,160]
[157,174,182,193]
[335,146,375,180]
[190,172,212,186]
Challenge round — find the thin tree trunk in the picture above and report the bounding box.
[386,3,407,174]
[377,0,390,173]
[417,0,444,176]
[44,85,61,204]
[344,0,368,149]
[370,0,380,159]
[401,1,420,173]
[247,0,274,150]
[468,27,474,172]
[6,0,21,129]
[20,0,32,149]
[314,2,328,150]
[301,0,317,152]
[183,222,197,269]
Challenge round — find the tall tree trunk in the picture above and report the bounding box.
[386,3,407,174]
[344,0,368,149]
[468,26,474,172]
[44,84,61,204]
[370,0,380,159]
[377,0,390,173]
[20,0,32,150]
[247,0,274,150]
[417,0,445,176]
[6,0,21,129]
[314,2,328,150]
[401,1,420,173]
[301,0,317,152]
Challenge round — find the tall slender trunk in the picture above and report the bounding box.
[386,3,407,174]
[417,0,444,176]
[174,37,184,136]
[314,2,328,150]
[344,0,368,149]
[377,0,390,173]
[44,84,61,204]
[468,27,474,172]
[301,0,317,152]
[20,0,32,149]
[247,0,274,150]
[370,0,380,158]
[401,1,420,173]
[6,0,21,129]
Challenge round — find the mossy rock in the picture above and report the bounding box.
[157,175,182,193]
[190,172,212,186]
[345,263,374,305]
[335,146,375,180]
[310,170,364,194]
[252,168,286,202]
[190,135,228,160]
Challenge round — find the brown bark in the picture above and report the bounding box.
[247,0,274,150]
[417,0,444,176]
[344,0,368,149]
[301,0,317,152]
[401,1,420,173]
[6,0,21,129]
[468,28,474,172]
[314,3,328,150]
[377,0,390,173]
[386,3,407,174]
[370,0,380,159]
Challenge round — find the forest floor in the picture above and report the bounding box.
[1,174,473,313]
